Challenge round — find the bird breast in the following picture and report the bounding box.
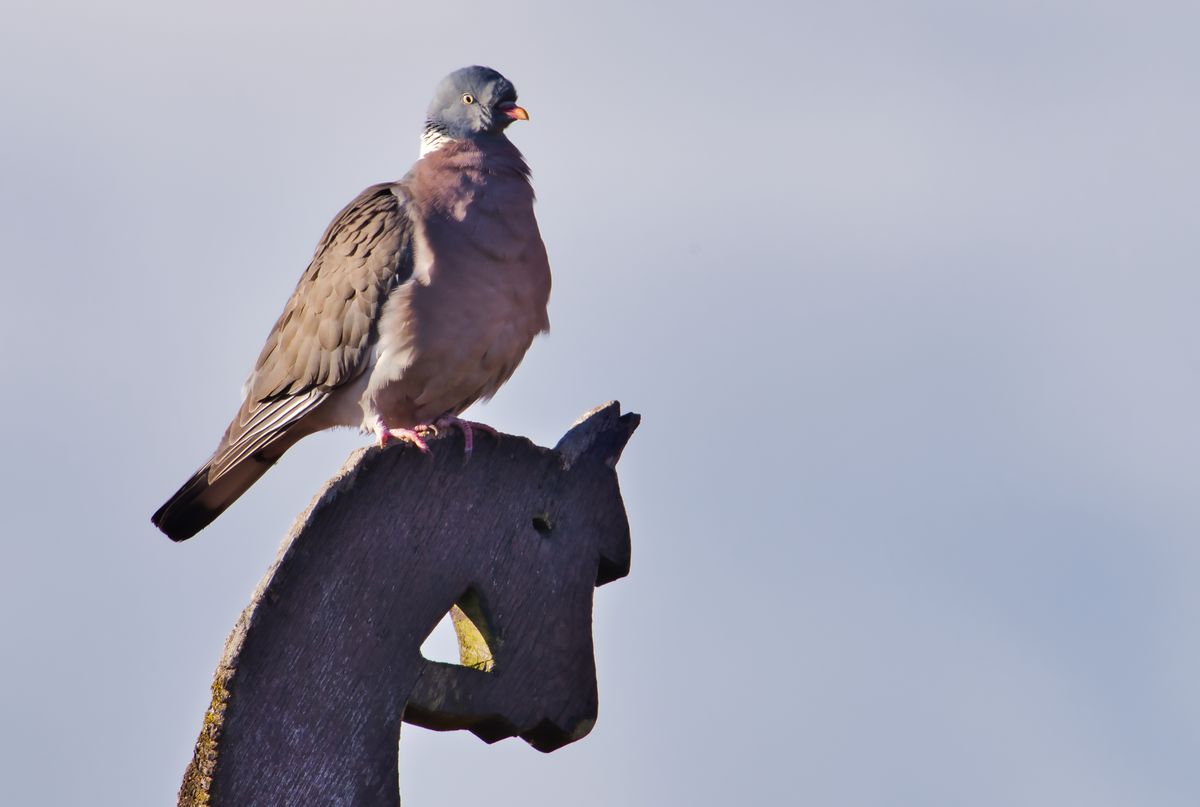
[362,172,551,428]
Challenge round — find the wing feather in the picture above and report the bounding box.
[208,183,414,482]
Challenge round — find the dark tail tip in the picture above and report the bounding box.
[152,452,281,542]
[152,468,221,542]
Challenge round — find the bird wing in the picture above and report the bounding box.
[208,182,414,479]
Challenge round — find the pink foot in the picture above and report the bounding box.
[373,419,432,454]
[433,416,499,456]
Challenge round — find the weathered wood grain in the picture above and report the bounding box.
[178,402,639,806]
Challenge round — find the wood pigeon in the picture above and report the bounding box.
[152,66,550,542]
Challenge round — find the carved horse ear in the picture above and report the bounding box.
[555,401,640,471]
[554,402,639,586]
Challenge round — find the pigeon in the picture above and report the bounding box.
[152,66,550,542]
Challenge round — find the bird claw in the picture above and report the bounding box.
[374,423,431,454]
[372,417,496,457]
[433,416,498,457]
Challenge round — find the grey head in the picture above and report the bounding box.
[423,66,529,145]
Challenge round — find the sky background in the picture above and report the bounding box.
[2,1,1199,804]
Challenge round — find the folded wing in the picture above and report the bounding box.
[153,183,415,541]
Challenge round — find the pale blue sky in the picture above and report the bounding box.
[2,1,1199,804]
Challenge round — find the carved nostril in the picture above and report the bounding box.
[532,513,554,534]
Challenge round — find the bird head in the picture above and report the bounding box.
[424,66,529,143]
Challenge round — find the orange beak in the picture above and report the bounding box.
[499,102,530,121]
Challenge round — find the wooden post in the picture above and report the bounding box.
[178,402,639,806]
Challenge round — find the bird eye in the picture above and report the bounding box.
[462,93,475,105]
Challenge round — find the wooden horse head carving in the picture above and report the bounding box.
[179,403,639,806]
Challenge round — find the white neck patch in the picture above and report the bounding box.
[419,128,453,157]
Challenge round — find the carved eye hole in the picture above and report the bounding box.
[462,93,475,105]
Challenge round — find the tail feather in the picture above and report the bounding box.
[153,399,322,541]
[152,454,278,542]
